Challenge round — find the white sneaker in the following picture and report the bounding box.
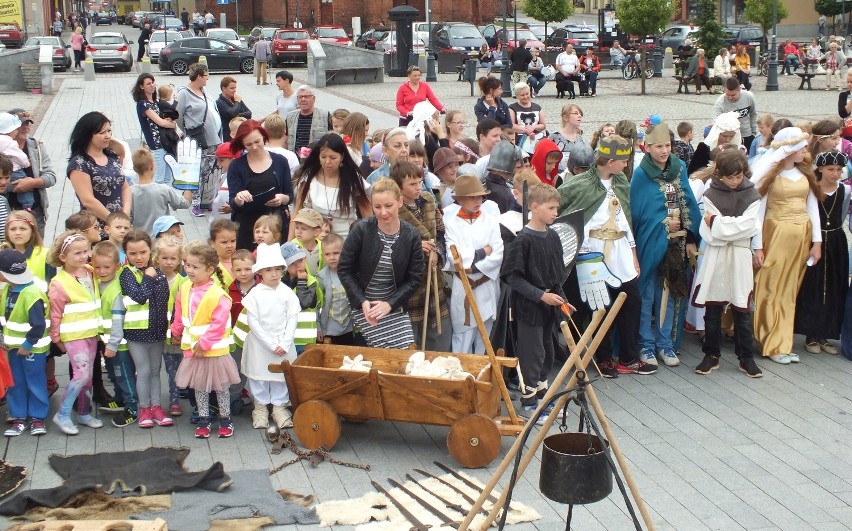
[78,414,104,429]
[639,348,658,366]
[769,354,791,364]
[657,349,681,367]
[52,413,79,435]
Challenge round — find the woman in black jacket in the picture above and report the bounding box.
[338,178,425,348]
[227,120,293,250]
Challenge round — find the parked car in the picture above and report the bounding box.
[659,24,700,51]
[376,31,425,55]
[86,32,133,71]
[146,30,182,61]
[130,11,149,28]
[355,27,390,50]
[159,37,254,75]
[724,25,764,49]
[94,11,116,25]
[525,23,552,42]
[493,28,545,50]
[24,36,71,70]
[150,15,185,31]
[271,28,309,65]
[480,23,529,48]
[413,22,432,48]
[546,26,599,54]
[431,22,486,56]
[247,26,278,48]
[205,28,241,48]
[312,25,353,46]
[0,22,24,48]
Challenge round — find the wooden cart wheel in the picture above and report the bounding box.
[293,400,341,450]
[447,413,501,468]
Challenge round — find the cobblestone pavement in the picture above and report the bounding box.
[0,66,850,530]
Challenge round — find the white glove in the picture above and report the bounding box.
[165,137,201,191]
[576,252,622,311]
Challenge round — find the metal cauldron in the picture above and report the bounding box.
[539,432,613,505]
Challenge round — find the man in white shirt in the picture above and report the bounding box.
[473,118,503,179]
[554,43,580,98]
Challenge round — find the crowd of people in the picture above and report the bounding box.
[0,54,849,439]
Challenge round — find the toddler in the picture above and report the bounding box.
[130,148,191,236]
[155,236,187,417]
[673,121,695,170]
[0,113,33,209]
[208,142,236,226]
[104,211,131,264]
[280,242,321,353]
[227,249,255,414]
[253,214,281,248]
[316,233,353,345]
[210,219,238,289]
[291,209,324,276]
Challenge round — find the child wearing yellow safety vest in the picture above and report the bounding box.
[171,244,240,439]
[4,210,59,398]
[120,230,174,430]
[91,242,138,428]
[47,231,104,436]
[280,242,323,353]
[0,249,50,437]
[155,235,187,418]
[226,249,255,415]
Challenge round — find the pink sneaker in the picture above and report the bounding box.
[138,406,154,428]
[150,405,174,426]
[169,402,183,417]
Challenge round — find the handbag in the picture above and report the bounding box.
[541,64,556,81]
[185,88,209,149]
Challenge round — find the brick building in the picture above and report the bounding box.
[202,0,500,31]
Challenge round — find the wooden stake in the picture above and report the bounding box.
[432,264,442,334]
[561,316,610,390]
[421,263,432,351]
[449,245,520,426]
[457,292,627,531]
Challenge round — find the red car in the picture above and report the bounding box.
[312,25,353,46]
[271,28,309,65]
[0,22,24,48]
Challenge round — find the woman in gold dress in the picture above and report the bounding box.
[751,127,823,364]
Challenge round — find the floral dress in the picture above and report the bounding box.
[67,153,125,214]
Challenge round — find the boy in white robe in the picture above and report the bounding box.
[444,175,504,354]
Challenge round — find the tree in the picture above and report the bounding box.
[692,0,727,59]
[616,0,675,94]
[523,0,574,38]
[743,0,789,49]
[815,0,850,17]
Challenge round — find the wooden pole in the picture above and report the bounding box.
[585,383,656,531]
[449,245,520,425]
[457,292,627,531]
[421,263,432,351]
[432,264,442,334]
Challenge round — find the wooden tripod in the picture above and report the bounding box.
[456,292,656,531]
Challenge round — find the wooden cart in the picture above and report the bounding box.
[269,344,524,468]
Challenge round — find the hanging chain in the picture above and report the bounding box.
[268,433,371,476]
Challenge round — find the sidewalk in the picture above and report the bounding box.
[0,70,850,530]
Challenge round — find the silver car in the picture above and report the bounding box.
[147,30,182,61]
[86,32,134,71]
[24,36,71,70]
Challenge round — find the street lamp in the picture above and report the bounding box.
[500,0,511,97]
[425,0,436,81]
[765,0,778,91]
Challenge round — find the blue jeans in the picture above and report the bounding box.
[784,55,800,74]
[152,147,173,185]
[639,276,675,354]
[527,74,546,95]
[109,349,138,412]
[10,169,33,208]
[7,350,49,420]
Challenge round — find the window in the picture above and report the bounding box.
[182,39,209,49]
[317,27,346,38]
[449,25,483,39]
[209,40,229,50]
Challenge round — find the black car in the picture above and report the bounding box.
[546,26,599,53]
[94,11,116,25]
[724,25,764,49]
[158,37,254,75]
[355,27,390,50]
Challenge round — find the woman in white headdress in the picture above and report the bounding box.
[687,111,742,175]
[750,127,823,364]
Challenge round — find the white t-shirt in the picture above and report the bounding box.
[266,146,299,176]
[555,52,579,75]
[276,91,298,117]
[579,178,637,283]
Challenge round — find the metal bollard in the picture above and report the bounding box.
[464,58,478,96]
[140,57,152,74]
[83,59,95,81]
[198,55,207,65]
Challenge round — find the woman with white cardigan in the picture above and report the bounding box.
[712,47,732,81]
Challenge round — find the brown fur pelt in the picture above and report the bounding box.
[13,491,171,523]
[210,517,276,530]
[277,488,315,508]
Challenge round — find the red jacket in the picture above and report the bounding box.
[531,138,562,186]
[395,81,444,118]
[579,54,601,72]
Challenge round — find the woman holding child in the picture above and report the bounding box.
[132,73,178,185]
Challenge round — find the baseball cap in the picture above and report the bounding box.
[152,215,184,237]
[0,113,22,135]
[215,142,235,159]
[280,242,307,267]
[0,249,33,284]
[6,108,33,124]
[293,208,324,228]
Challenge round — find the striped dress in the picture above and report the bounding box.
[351,229,415,348]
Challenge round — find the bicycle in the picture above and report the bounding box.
[622,51,654,80]
[757,52,769,76]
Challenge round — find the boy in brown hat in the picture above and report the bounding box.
[292,208,325,276]
[443,175,504,353]
[432,147,461,209]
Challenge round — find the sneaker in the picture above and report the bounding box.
[4,420,25,437]
[739,358,763,378]
[190,408,200,424]
[112,408,138,427]
[150,405,174,426]
[92,389,115,407]
[138,407,154,429]
[78,414,104,428]
[169,402,183,417]
[195,419,211,438]
[639,348,658,366]
[97,399,124,413]
[617,360,657,375]
[787,352,800,363]
[769,354,791,364]
[657,349,681,367]
[695,355,720,375]
[29,419,47,436]
[218,418,234,438]
[519,404,546,426]
[52,413,79,435]
[598,359,619,379]
[191,206,204,217]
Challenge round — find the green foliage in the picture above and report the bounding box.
[616,0,674,95]
[743,0,789,34]
[815,0,849,17]
[523,0,574,25]
[692,0,727,57]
